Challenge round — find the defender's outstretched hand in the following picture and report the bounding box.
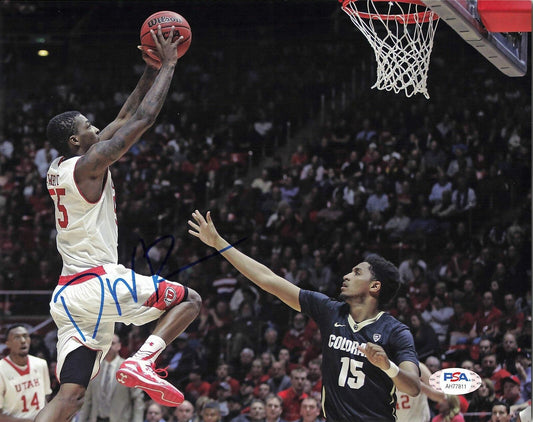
[188,210,221,249]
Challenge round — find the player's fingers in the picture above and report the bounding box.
[193,210,206,224]
[206,211,212,224]
[188,229,199,238]
[173,35,184,47]
[166,26,175,43]
[188,220,200,231]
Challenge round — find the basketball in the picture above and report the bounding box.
[140,11,192,59]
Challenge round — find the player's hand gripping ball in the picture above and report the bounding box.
[140,11,192,67]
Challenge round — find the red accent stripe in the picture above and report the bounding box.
[142,282,186,310]
[58,266,106,286]
[3,356,30,376]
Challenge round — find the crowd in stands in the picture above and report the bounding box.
[0,3,531,421]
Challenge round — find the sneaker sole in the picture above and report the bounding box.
[116,367,184,406]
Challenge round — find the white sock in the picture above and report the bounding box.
[132,335,166,364]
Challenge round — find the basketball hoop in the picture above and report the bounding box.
[339,0,440,99]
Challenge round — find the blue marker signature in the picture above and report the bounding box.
[53,235,247,342]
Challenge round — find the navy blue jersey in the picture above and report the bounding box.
[299,290,419,422]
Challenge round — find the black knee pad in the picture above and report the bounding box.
[60,346,97,387]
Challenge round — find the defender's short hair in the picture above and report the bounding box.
[5,324,28,340]
[365,253,400,306]
[46,111,81,153]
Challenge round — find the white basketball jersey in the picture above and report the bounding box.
[47,156,118,275]
[396,391,431,422]
[0,355,52,418]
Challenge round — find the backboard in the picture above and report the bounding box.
[420,0,530,77]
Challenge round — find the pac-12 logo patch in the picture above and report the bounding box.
[164,287,177,306]
[429,368,482,395]
[373,334,381,342]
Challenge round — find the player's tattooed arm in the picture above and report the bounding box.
[98,65,159,141]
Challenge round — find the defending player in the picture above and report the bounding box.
[396,362,445,422]
[0,325,51,421]
[37,27,201,422]
[188,211,420,422]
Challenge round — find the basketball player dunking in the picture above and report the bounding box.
[37,27,201,422]
[189,211,420,422]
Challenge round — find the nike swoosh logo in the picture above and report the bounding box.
[334,323,346,327]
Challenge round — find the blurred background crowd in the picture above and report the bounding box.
[0,1,530,421]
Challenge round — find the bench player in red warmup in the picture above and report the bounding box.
[38,27,201,422]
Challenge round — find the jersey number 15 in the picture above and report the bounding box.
[338,357,365,389]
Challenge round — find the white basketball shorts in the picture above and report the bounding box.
[50,264,187,381]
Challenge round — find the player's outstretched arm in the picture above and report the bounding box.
[419,362,445,403]
[77,25,180,179]
[188,210,302,311]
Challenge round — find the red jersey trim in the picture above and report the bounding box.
[3,356,30,376]
[58,266,106,285]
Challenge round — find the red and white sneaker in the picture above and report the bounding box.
[116,358,184,407]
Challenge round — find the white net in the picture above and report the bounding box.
[341,0,440,99]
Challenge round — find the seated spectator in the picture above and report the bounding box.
[298,397,324,422]
[499,293,525,338]
[465,378,496,422]
[365,181,389,214]
[425,356,442,375]
[410,281,432,313]
[145,401,168,422]
[202,400,222,422]
[238,380,257,411]
[226,395,244,422]
[389,296,414,325]
[422,139,448,173]
[489,401,511,422]
[448,301,475,346]
[257,382,272,401]
[261,327,281,358]
[228,301,260,363]
[470,292,503,343]
[451,176,477,216]
[265,394,286,422]
[185,367,212,404]
[422,295,454,345]
[214,383,231,418]
[480,353,512,396]
[267,361,292,394]
[282,314,309,360]
[209,363,240,398]
[171,399,195,422]
[459,278,481,315]
[234,348,256,382]
[515,348,531,403]
[431,394,465,422]
[432,189,456,221]
[429,173,452,206]
[406,205,440,239]
[498,332,520,375]
[409,312,441,361]
[244,358,270,387]
[167,333,202,386]
[231,398,266,422]
[384,204,411,241]
[278,368,308,422]
[305,358,322,400]
[499,376,524,408]
[290,144,309,167]
[306,255,334,296]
